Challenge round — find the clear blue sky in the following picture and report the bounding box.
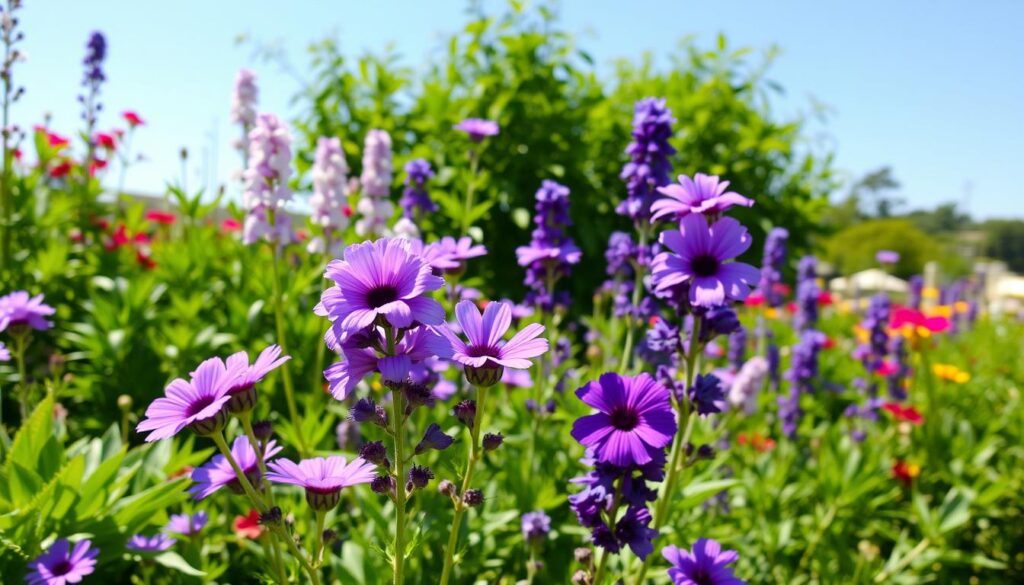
[13,0,1024,219]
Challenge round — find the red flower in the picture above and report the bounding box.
[234,509,263,539]
[876,360,899,377]
[42,129,70,148]
[106,223,131,251]
[13,148,22,160]
[342,205,354,218]
[822,336,836,350]
[94,132,117,150]
[737,432,776,453]
[882,403,923,425]
[772,283,791,297]
[891,307,950,334]
[136,250,157,270]
[145,210,177,225]
[817,291,833,306]
[122,110,145,127]
[89,158,108,176]
[49,160,72,178]
[744,291,765,307]
[785,301,797,314]
[221,218,242,232]
[892,460,920,486]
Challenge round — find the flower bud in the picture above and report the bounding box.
[453,400,476,427]
[462,489,484,507]
[465,364,503,388]
[482,432,504,452]
[117,394,133,412]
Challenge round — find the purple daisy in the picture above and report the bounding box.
[570,373,677,467]
[25,538,98,585]
[165,511,209,536]
[316,238,445,335]
[651,215,761,308]
[126,533,176,553]
[0,291,56,332]
[189,436,282,500]
[424,236,488,273]
[521,510,552,542]
[650,173,754,222]
[324,325,452,400]
[136,357,245,441]
[224,344,290,412]
[0,342,9,362]
[454,118,499,142]
[438,300,548,387]
[663,538,747,585]
[267,455,377,511]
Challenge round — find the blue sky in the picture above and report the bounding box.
[13,0,1024,219]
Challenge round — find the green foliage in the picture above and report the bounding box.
[981,219,1024,272]
[825,218,947,278]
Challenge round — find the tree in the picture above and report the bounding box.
[982,220,1024,272]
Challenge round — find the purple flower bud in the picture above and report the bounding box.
[359,441,390,467]
[462,489,484,507]
[454,400,476,427]
[371,475,396,496]
[415,423,454,455]
[406,465,434,491]
[482,432,504,452]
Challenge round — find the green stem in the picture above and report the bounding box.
[267,213,307,455]
[392,389,407,585]
[210,430,266,511]
[314,510,326,567]
[873,538,930,583]
[592,548,610,585]
[439,385,489,585]
[241,412,275,505]
[12,329,29,421]
[271,524,322,585]
[617,228,649,374]
[460,148,480,235]
[632,317,701,585]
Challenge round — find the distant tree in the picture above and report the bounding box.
[852,166,903,218]
[904,202,972,234]
[825,218,943,278]
[982,220,1024,272]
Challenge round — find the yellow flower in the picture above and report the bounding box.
[923,286,939,300]
[371,379,384,392]
[955,301,970,314]
[931,305,953,319]
[932,363,970,384]
[765,308,779,320]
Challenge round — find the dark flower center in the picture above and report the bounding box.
[692,570,714,585]
[466,346,500,358]
[609,406,639,431]
[52,560,71,576]
[691,254,719,277]
[366,285,399,308]
[187,396,216,417]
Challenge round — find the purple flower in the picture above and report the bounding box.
[689,374,726,416]
[521,510,552,542]
[324,325,451,400]
[82,32,106,84]
[726,356,769,414]
[267,456,377,511]
[414,423,454,454]
[126,534,176,553]
[758,228,789,308]
[618,98,676,222]
[876,250,900,264]
[231,69,258,128]
[652,215,760,308]
[424,236,488,273]
[243,113,293,210]
[439,300,548,385]
[316,238,445,335]
[355,130,393,237]
[516,180,581,309]
[726,326,746,370]
[189,436,282,500]
[401,159,437,218]
[571,373,677,466]
[794,256,820,331]
[136,357,245,441]
[25,538,99,585]
[224,344,290,412]
[166,511,208,536]
[308,136,351,248]
[0,342,9,362]
[908,275,924,310]
[454,118,499,142]
[615,505,658,560]
[651,173,754,222]
[662,538,746,585]
[0,291,56,332]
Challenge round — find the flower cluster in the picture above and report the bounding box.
[231,69,258,129]
[242,113,296,245]
[355,129,394,237]
[758,227,789,308]
[618,98,676,222]
[307,136,351,254]
[794,256,819,331]
[516,180,581,310]
[400,158,437,219]
[80,31,106,129]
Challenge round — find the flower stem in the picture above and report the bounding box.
[460,148,480,235]
[267,218,307,456]
[240,412,275,505]
[631,316,701,585]
[313,510,326,567]
[392,389,407,585]
[12,328,30,421]
[210,430,266,511]
[439,384,489,585]
[617,227,650,374]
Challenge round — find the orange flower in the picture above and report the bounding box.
[892,460,920,486]
[932,363,970,384]
[737,432,776,453]
[234,509,263,539]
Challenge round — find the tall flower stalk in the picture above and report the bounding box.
[0,0,24,270]
[77,30,106,230]
[454,118,498,235]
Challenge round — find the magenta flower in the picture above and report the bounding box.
[324,326,452,400]
[224,344,290,412]
[650,173,754,222]
[651,215,761,308]
[439,300,548,387]
[316,238,445,335]
[126,534,176,553]
[0,291,55,332]
[190,436,282,500]
[454,118,499,142]
[267,455,377,510]
[663,539,746,585]
[136,357,244,442]
[166,511,208,535]
[25,538,98,585]
[876,250,900,264]
[571,372,677,466]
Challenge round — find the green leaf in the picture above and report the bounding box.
[679,479,739,507]
[153,551,207,576]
